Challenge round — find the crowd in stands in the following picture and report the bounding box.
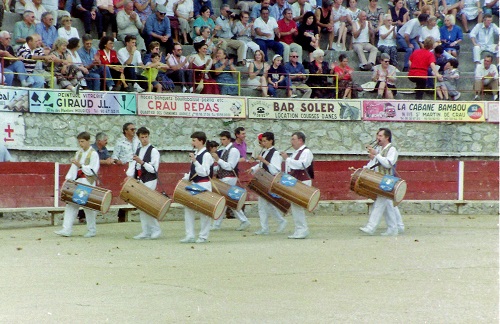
[0,0,497,100]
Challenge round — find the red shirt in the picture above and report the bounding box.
[277,19,298,45]
[98,49,120,65]
[408,49,435,77]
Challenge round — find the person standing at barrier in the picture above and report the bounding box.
[248,132,287,235]
[280,131,312,239]
[180,131,215,243]
[55,131,99,238]
[211,131,251,231]
[359,128,404,236]
[126,127,162,239]
[91,132,114,165]
[232,126,247,162]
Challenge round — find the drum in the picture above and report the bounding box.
[61,180,112,213]
[247,169,291,214]
[173,180,226,220]
[119,177,171,220]
[211,178,247,211]
[269,173,321,212]
[350,168,407,205]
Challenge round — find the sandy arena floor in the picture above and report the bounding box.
[0,214,498,323]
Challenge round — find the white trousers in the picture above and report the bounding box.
[212,177,249,227]
[61,178,97,235]
[257,196,286,232]
[366,196,398,232]
[184,181,212,240]
[473,44,499,63]
[290,179,311,235]
[138,179,161,235]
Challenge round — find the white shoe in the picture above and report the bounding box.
[398,226,405,234]
[276,219,287,233]
[180,237,195,243]
[54,230,71,237]
[195,238,207,243]
[254,229,269,235]
[359,226,375,235]
[182,86,187,93]
[474,95,480,101]
[189,87,193,93]
[133,232,150,240]
[150,230,162,239]
[211,224,221,230]
[83,232,96,238]
[236,221,251,231]
[494,94,499,101]
[453,92,461,101]
[21,78,34,87]
[381,230,398,236]
[134,83,145,93]
[288,230,309,239]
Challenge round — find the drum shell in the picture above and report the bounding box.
[269,173,321,212]
[211,178,247,211]
[173,180,226,219]
[247,169,291,214]
[350,168,407,205]
[119,177,171,220]
[61,180,112,213]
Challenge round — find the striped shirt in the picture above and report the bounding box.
[17,44,45,74]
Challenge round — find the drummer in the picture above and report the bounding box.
[126,127,162,240]
[247,132,288,235]
[55,132,100,238]
[280,132,313,239]
[359,128,404,236]
[211,131,251,231]
[180,131,215,244]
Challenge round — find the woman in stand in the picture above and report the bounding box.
[66,37,90,89]
[267,54,293,98]
[213,48,238,95]
[134,0,156,25]
[306,49,335,98]
[296,12,320,63]
[97,36,127,91]
[439,14,463,57]
[245,49,269,97]
[372,53,397,99]
[377,14,398,66]
[333,53,358,99]
[58,15,80,40]
[190,40,220,94]
[388,0,408,30]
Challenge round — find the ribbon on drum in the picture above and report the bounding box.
[72,184,92,205]
[379,175,400,192]
[227,186,245,201]
[185,183,208,195]
[280,174,298,187]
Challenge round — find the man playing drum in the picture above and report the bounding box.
[280,132,313,239]
[55,132,100,238]
[180,131,215,244]
[359,128,405,236]
[211,131,251,231]
[126,127,162,240]
[248,132,288,235]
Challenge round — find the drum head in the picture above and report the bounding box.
[212,196,226,220]
[307,189,321,212]
[393,180,407,204]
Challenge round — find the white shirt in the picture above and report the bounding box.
[217,142,240,173]
[66,147,100,181]
[251,146,282,175]
[378,24,396,46]
[291,2,313,19]
[353,20,370,43]
[365,143,398,172]
[474,61,499,81]
[419,25,440,42]
[253,16,278,40]
[117,47,143,70]
[58,27,80,40]
[398,17,422,39]
[183,147,214,180]
[285,144,313,175]
[126,144,160,189]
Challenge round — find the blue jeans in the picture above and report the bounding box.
[254,39,284,62]
[3,61,29,86]
[396,34,419,69]
[267,76,290,97]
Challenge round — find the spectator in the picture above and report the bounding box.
[418,0,439,18]
[330,0,348,50]
[143,41,174,91]
[333,53,359,99]
[372,53,397,99]
[253,7,284,61]
[306,49,335,98]
[426,44,448,87]
[0,143,11,162]
[285,51,312,98]
[474,54,498,100]
[272,0,292,21]
[236,0,257,13]
[16,34,50,88]
[0,31,34,87]
[25,0,47,24]
[352,11,378,70]
[459,0,482,33]
[174,0,194,45]
[292,0,313,23]
[378,14,398,66]
[98,36,127,91]
[35,12,57,49]
[116,0,146,52]
[57,15,80,40]
[440,14,463,57]
[189,40,220,94]
[42,0,70,26]
[470,14,499,64]
[407,36,441,99]
[245,49,269,97]
[419,16,440,47]
[232,11,260,55]
[213,48,238,95]
[134,0,156,25]
[97,0,118,39]
[15,0,27,15]
[45,37,85,94]
[192,5,217,41]
[164,0,180,44]
[144,4,174,54]
[277,8,303,63]
[389,0,408,30]
[363,0,384,44]
[215,4,247,66]
[142,52,169,92]
[483,0,499,16]
[117,34,148,92]
[267,54,293,97]
[315,0,334,50]
[193,0,213,18]
[295,11,320,63]
[345,0,362,50]
[397,13,429,71]
[193,26,223,57]
[233,127,247,162]
[91,132,114,164]
[405,0,419,18]
[436,58,460,100]
[78,34,114,91]
[441,0,462,16]
[166,42,193,93]
[251,0,278,20]
[112,122,140,165]
[14,10,37,48]
[75,0,104,38]
[66,37,90,89]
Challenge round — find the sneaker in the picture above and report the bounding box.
[195,237,207,243]
[54,230,71,237]
[189,87,193,93]
[359,226,375,235]
[254,229,269,235]
[83,232,96,238]
[276,219,287,233]
[290,94,298,98]
[21,78,34,87]
[474,95,480,101]
[180,237,196,243]
[150,230,162,239]
[493,94,498,101]
[453,92,461,101]
[182,86,187,93]
[134,232,150,240]
[134,83,145,93]
[288,230,309,239]
[236,221,251,231]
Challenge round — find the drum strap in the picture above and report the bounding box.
[289,147,314,180]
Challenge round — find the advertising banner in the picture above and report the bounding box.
[28,90,136,114]
[0,112,25,147]
[486,101,499,123]
[247,98,362,120]
[0,88,30,113]
[137,93,246,118]
[362,100,486,122]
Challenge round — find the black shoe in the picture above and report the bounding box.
[402,67,409,72]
